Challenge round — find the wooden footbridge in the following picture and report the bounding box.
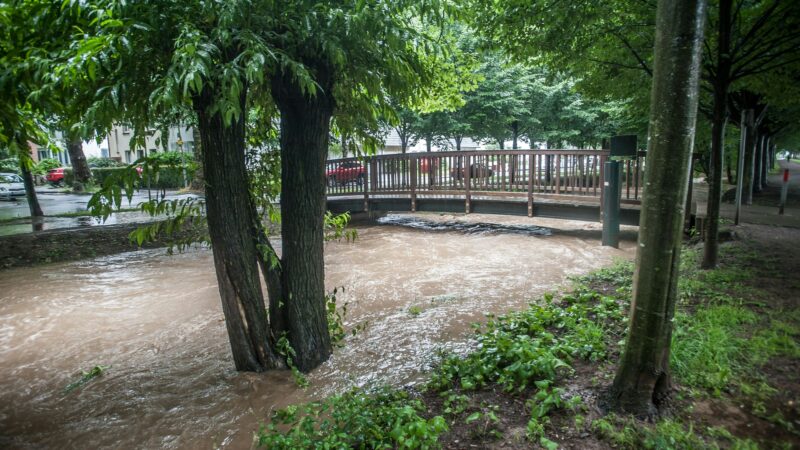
[324,149,647,226]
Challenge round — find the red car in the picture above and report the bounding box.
[326,162,365,186]
[46,168,66,185]
[419,157,440,172]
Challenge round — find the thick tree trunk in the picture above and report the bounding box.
[189,125,205,191]
[66,133,91,186]
[701,0,731,270]
[194,83,282,372]
[271,69,334,372]
[19,158,43,217]
[607,0,706,418]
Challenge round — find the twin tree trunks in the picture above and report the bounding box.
[606,0,706,417]
[193,62,335,373]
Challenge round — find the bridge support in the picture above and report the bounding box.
[602,160,621,248]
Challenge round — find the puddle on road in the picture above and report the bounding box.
[0,214,635,449]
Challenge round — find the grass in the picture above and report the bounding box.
[255,240,799,449]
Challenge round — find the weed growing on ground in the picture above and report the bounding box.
[256,389,447,449]
[256,240,799,448]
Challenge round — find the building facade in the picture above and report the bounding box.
[106,125,195,163]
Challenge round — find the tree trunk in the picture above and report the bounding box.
[607,0,706,418]
[66,133,91,186]
[271,68,333,372]
[753,133,763,193]
[760,136,769,188]
[701,0,731,270]
[193,83,282,372]
[511,121,519,150]
[743,119,757,205]
[189,125,205,191]
[19,157,43,217]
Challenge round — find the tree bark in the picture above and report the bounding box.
[701,0,731,269]
[607,0,706,418]
[271,68,334,372]
[753,133,763,193]
[193,82,282,372]
[189,125,205,191]
[760,136,769,188]
[743,118,757,205]
[66,133,91,186]
[19,157,43,217]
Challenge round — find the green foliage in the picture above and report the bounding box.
[428,286,626,394]
[592,415,709,450]
[33,157,61,175]
[87,157,124,168]
[325,287,366,348]
[70,165,194,190]
[276,336,309,389]
[323,211,357,243]
[64,365,110,394]
[256,389,448,449]
[0,157,19,174]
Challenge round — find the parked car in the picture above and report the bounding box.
[0,173,26,200]
[326,162,365,186]
[449,163,494,180]
[46,167,66,185]
[419,157,440,173]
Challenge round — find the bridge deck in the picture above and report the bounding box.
[325,150,645,225]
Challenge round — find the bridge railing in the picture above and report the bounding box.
[325,149,646,209]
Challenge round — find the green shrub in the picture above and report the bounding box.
[257,389,447,449]
[87,157,124,168]
[0,158,19,174]
[66,165,195,189]
[34,158,62,175]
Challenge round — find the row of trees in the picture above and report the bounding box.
[378,52,632,155]
[473,0,800,270]
[473,0,799,417]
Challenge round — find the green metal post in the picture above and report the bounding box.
[603,160,621,248]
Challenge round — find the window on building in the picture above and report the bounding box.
[122,126,131,134]
[125,151,131,163]
[37,150,49,160]
[137,150,145,160]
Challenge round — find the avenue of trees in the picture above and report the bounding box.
[473,0,800,270]
[1,0,797,423]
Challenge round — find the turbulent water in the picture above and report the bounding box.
[0,214,635,449]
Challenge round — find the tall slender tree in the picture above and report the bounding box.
[607,0,707,416]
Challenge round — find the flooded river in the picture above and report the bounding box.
[0,214,635,449]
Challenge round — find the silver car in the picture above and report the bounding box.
[0,173,26,200]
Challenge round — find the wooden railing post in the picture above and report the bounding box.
[410,155,417,212]
[368,158,378,213]
[465,154,471,213]
[363,157,370,213]
[599,154,607,220]
[527,152,534,217]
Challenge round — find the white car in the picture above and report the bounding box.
[0,172,26,200]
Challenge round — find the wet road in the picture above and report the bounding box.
[0,214,636,449]
[0,190,196,236]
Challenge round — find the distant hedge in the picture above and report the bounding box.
[64,165,195,189]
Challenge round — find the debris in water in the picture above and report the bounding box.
[376,215,552,236]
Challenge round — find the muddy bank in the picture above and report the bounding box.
[0,221,203,269]
[0,214,635,449]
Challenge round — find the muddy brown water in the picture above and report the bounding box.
[0,214,635,449]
